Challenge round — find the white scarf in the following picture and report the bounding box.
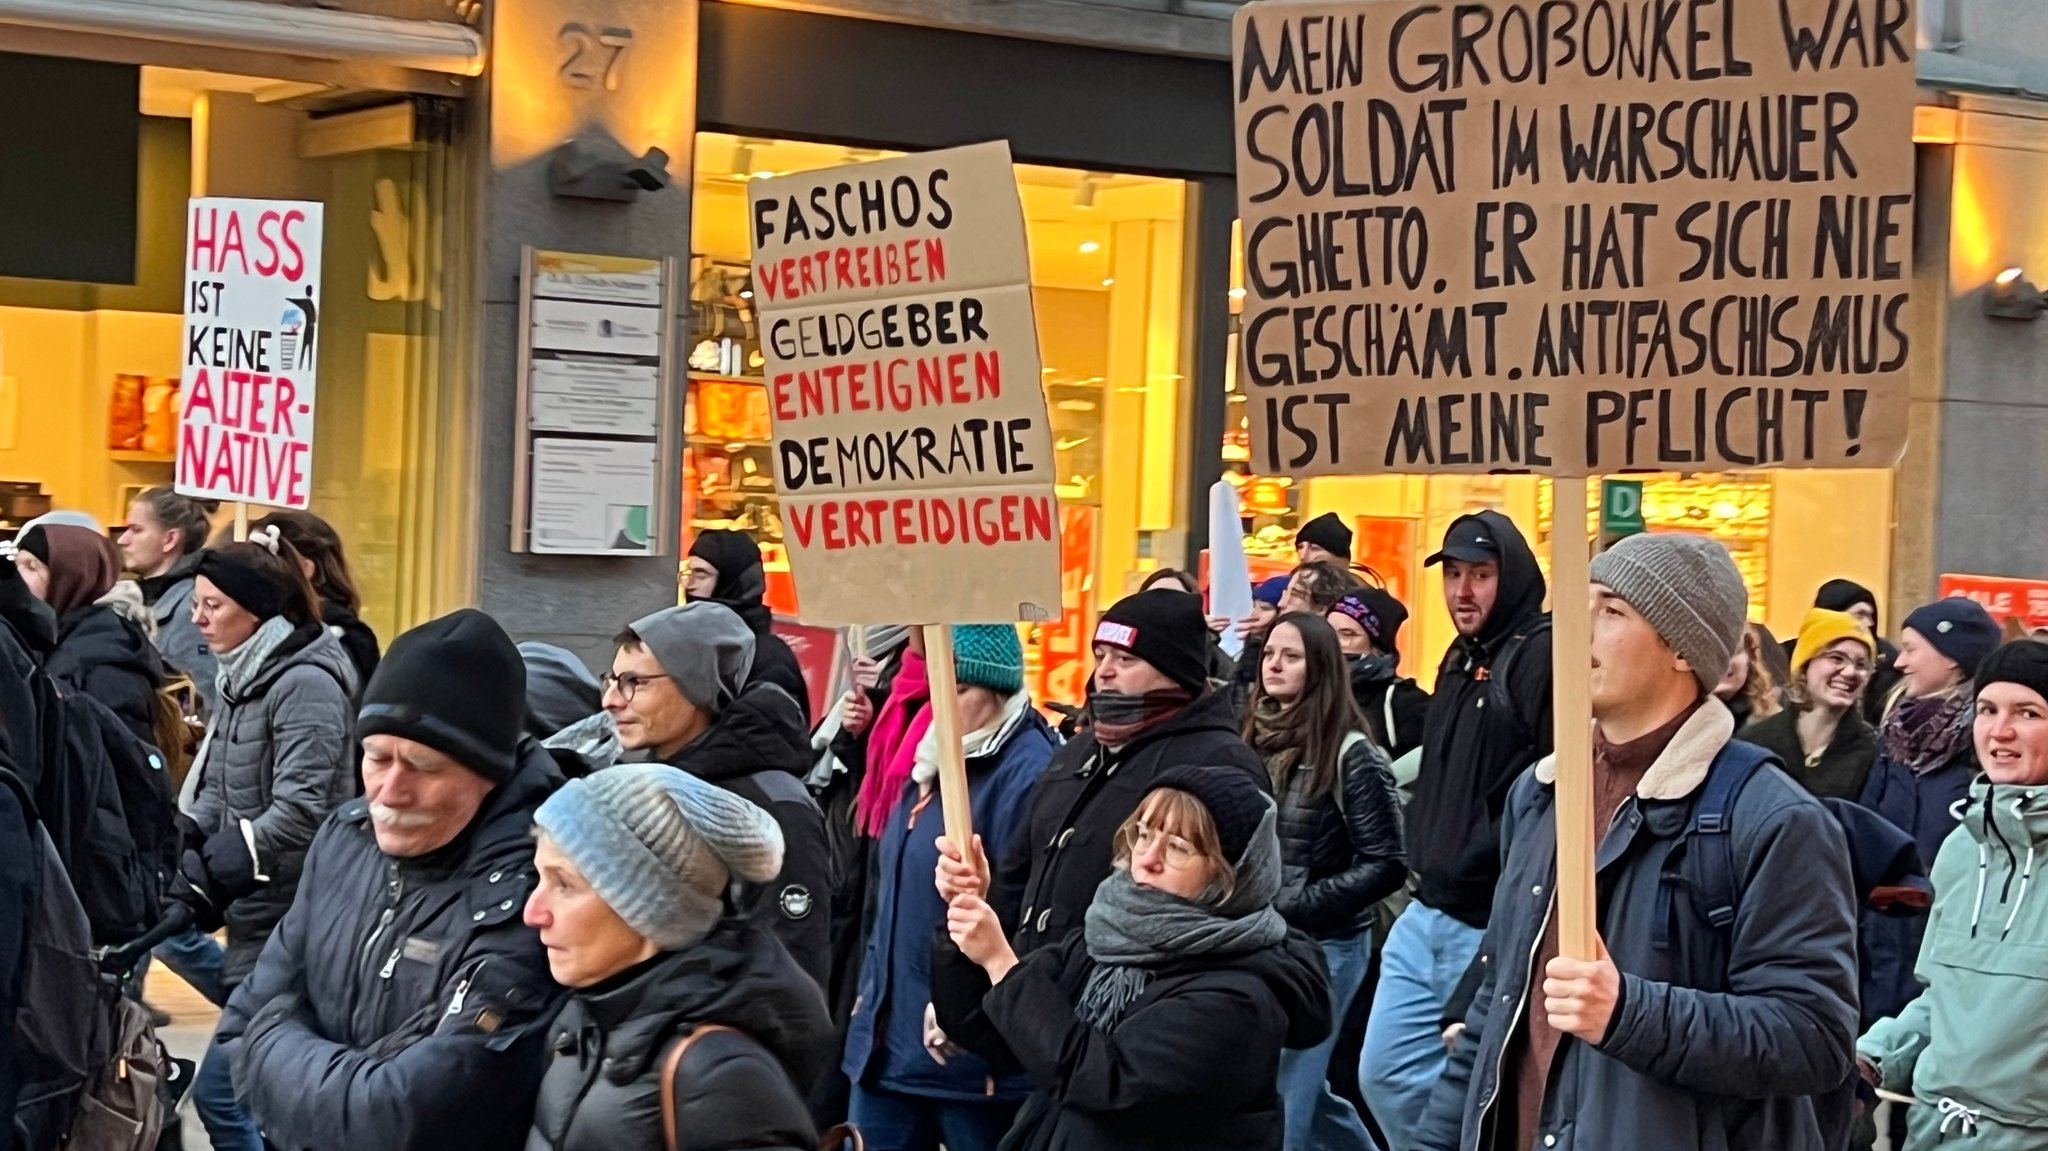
[912,690,1032,794]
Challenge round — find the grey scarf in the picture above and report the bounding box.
[216,616,297,702]
[1076,801,1289,1032]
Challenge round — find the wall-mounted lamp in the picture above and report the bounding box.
[550,131,671,202]
[1986,266,2048,320]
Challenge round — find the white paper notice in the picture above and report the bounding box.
[529,437,657,555]
[529,360,660,436]
[1208,481,1254,657]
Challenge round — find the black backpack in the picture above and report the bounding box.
[24,674,178,947]
[4,767,176,1151]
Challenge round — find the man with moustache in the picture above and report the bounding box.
[1360,511,1554,1147]
[212,611,568,1151]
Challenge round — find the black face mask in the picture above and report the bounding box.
[1349,652,1397,685]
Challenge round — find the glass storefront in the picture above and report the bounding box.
[0,67,470,642]
[685,133,1192,701]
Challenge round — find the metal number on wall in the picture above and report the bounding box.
[558,23,633,91]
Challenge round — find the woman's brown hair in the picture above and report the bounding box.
[251,509,361,612]
[1112,788,1237,903]
[1290,561,1363,615]
[1741,626,1784,720]
[1243,612,1370,801]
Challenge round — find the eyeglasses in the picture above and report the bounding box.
[599,671,671,702]
[1814,651,1873,678]
[1131,823,1201,870]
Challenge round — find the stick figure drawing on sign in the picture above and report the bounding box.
[285,285,318,370]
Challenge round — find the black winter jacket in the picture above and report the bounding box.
[527,921,831,1151]
[697,557,814,726]
[984,687,1268,961]
[1410,510,1555,929]
[216,742,568,1151]
[1347,654,1431,761]
[1414,703,1860,1151]
[1739,706,1879,802]
[665,681,834,993]
[46,605,162,746]
[930,927,1331,1151]
[1273,733,1407,940]
[319,599,380,695]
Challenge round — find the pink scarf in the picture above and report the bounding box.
[856,650,932,839]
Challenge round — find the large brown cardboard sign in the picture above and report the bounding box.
[1234,0,1918,477]
[750,141,1062,625]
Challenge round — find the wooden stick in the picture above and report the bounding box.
[1552,475,1599,961]
[232,501,250,543]
[923,624,975,852]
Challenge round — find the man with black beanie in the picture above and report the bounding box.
[213,609,569,1151]
[685,529,813,722]
[935,589,1268,973]
[1297,512,1354,565]
[1812,578,1902,723]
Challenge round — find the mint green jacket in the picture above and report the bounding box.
[1858,780,2048,1149]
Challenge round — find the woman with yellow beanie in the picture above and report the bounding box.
[1739,609,1879,799]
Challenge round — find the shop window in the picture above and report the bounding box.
[687,134,1189,701]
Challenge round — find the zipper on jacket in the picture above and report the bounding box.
[448,959,487,1015]
[1480,891,1556,1119]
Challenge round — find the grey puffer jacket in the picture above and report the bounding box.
[1272,731,1407,940]
[188,622,357,985]
[1415,700,1861,1151]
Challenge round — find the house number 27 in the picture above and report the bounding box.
[559,23,632,91]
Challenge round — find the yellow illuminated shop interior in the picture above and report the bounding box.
[1223,239,1896,687]
[688,134,1190,701]
[0,65,468,642]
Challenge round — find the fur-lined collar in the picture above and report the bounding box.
[1533,697,1736,802]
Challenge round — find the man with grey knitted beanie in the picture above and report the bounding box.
[1415,530,1860,1151]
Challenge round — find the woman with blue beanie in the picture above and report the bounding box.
[842,624,1058,1151]
[524,765,834,1151]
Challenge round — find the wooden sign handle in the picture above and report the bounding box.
[1552,475,1599,961]
[922,624,976,857]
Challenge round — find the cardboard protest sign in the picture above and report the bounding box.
[1234,0,1917,477]
[177,197,325,508]
[749,142,1062,625]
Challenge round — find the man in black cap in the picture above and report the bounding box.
[1297,512,1354,566]
[213,609,568,1151]
[934,589,1268,968]
[1361,510,1554,1147]
[1812,578,1901,723]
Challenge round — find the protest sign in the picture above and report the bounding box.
[177,197,324,508]
[1234,0,1918,478]
[748,141,1062,627]
[1940,573,2048,632]
[1234,0,1920,961]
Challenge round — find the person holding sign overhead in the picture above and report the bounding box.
[1414,533,1859,1151]
[1362,511,1551,1147]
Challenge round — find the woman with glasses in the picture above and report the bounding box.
[930,766,1331,1151]
[1739,609,1879,800]
[1243,612,1403,1151]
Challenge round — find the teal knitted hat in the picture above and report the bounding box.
[952,624,1024,694]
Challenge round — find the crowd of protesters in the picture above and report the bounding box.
[3,486,2045,1151]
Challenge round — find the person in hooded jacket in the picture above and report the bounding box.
[1858,640,2048,1151]
[525,764,832,1151]
[215,610,568,1151]
[1855,597,2001,1033]
[686,529,813,724]
[1741,609,1879,800]
[1326,588,1430,760]
[119,486,221,717]
[250,509,380,690]
[1812,579,1903,725]
[12,522,164,744]
[607,601,834,991]
[842,625,1058,1151]
[935,590,1269,968]
[1244,612,1404,1151]
[1362,510,1553,1148]
[931,765,1332,1151]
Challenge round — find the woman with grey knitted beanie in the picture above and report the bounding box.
[523,765,835,1151]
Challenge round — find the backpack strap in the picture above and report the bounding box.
[1333,731,1370,814]
[1653,741,1775,952]
[1485,617,1553,740]
[659,1024,739,1151]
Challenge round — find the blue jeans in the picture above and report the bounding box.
[151,929,228,1007]
[1360,903,1484,1150]
[195,1030,264,1151]
[1277,930,1380,1151]
[849,1082,1017,1151]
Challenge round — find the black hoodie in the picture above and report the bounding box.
[664,682,834,992]
[1348,653,1432,761]
[689,531,813,724]
[525,920,831,1151]
[47,605,163,746]
[0,563,55,783]
[1409,510,1554,928]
